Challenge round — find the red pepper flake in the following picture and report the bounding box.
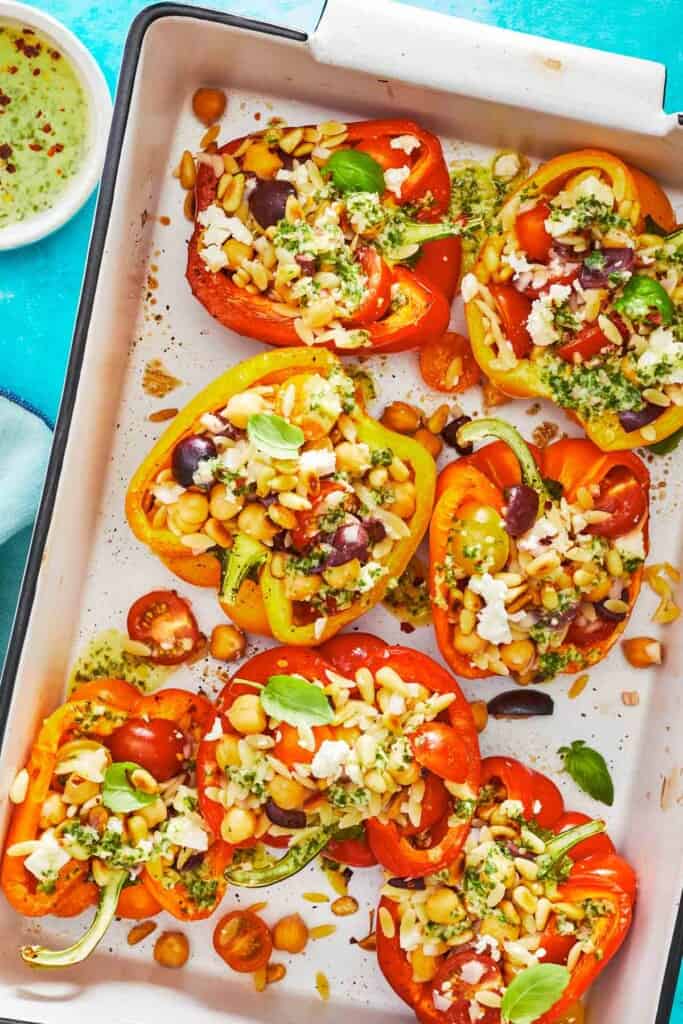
[14,36,41,58]
[42,122,53,134]
[50,48,62,60]
[47,143,64,157]
[0,143,12,160]
[8,66,18,75]
[32,68,41,77]
[0,91,10,108]
[28,142,42,152]
[400,621,416,634]
[6,163,16,174]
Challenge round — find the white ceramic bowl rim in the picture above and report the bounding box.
[0,0,112,250]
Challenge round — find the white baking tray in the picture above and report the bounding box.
[1,3,681,1023]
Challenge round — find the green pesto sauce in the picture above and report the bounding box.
[539,354,643,420]
[67,629,174,695]
[383,556,432,627]
[0,22,88,228]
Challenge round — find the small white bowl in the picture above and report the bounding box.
[0,1,112,250]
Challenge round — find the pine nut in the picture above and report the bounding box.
[514,857,539,881]
[179,150,196,189]
[310,924,337,939]
[566,941,584,973]
[512,885,538,914]
[331,896,359,916]
[9,768,29,804]
[476,991,502,1008]
[379,906,395,938]
[200,124,220,149]
[535,898,552,931]
[127,920,157,945]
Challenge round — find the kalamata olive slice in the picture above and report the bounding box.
[172,435,217,487]
[579,246,634,289]
[595,589,629,622]
[441,415,473,455]
[248,178,295,229]
[386,877,426,890]
[618,403,662,433]
[326,523,370,567]
[264,799,306,830]
[363,519,387,544]
[504,484,539,537]
[296,253,316,276]
[487,690,554,719]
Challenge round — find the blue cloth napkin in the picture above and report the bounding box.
[0,396,52,655]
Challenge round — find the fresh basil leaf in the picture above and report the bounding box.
[558,740,614,806]
[649,426,683,455]
[501,963,570,1024]
[260,674,333,727]
[247,413,304,460]
[324,149,385,195]
[102,762,157,813]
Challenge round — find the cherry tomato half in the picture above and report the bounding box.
[411,723,471,784]
[431,951,503,1024]
[319,632,391,676]
[108,718,187,782]
[587,465,648,539]
[213,910,273,973]
[127,590,201,665]
[272,722,334,768]
[345,246,392,326]
[556,322,616,364]
[488,284,533,358]
[419,331,480,393]
[515,199,553,263]
[450,500,510,575]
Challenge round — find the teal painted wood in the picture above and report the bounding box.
[0,3,680,1017]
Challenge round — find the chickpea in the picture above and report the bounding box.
[586,573,612,602]
[380,401,421,434]
[167,505,199,535]
[414,427,443,459]
[128,814,150,846]
[411,948,438,983]
[453,629,487,656]
[209,483,243,521]
[227,693,267,735]
[176,491,209,525]
[323,558,361,590]
[216,734,241,771]
[425,887,462,925]
[220,806,257,844]
[390,760,420,786]
[210,624,246,662]
[335,441,371,476]
[389,481,416,520]
[85,804,109,834]
[63,775,99,806]
[499,639,536,673]
[224,390,269,429]
[272,913,308,954]
[284,574,321,601]
[139,797,167,828]
[154,930,190,968]
[237,503,279,543]
[267,775,306,811]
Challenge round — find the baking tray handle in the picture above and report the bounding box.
[312,0,675,135]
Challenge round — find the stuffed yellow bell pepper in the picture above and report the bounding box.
[464,148,683,452]
[126,348,436,644]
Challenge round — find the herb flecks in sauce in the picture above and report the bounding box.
[0,22,88,228]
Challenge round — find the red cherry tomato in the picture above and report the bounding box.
[127,590,201,665]
[556,322,616,364]
[529,769,565,829]
[488,284,533,358]
[319,632,391,675]
[345,246,392,326]
[290,482,350,552]
[515,200,553,263]
[403,773,450,837]
[431,951,503,1024]
[354,137,411,172]
[554,812,615,861]
[539,916,577,965]
[326,831,378,868]
[271,722,334,768]
[213,910,272,973]
[108,718,186,782]
[411,722,471,783]
[587,465,648,539]
[419,331,480,393]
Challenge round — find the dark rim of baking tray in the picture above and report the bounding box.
[0,3,680,1022]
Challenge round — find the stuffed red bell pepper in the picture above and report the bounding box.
[197,633,480,886]
[186,118,460,353]
[375,755,635,1024]
[1,679,230,966]
[430,417,649,682]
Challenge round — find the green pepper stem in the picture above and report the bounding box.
[536,820,606,878]
[457,418,549,500]
[225,828,332,888]
[21,869,127,967]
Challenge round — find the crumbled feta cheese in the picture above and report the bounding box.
[311,739,350,780]
[55,745,110,783]
[199,244,228,273]
[616,528,645,561]
[468,573,512,646]
[460,272,480,303]
[384,165,411,198]
[517,516,561,555]
[152,482,186,505]
[300,447,337,477]
[504,250,534,274]
[357,560,389,593]
[473,934,501,961]
[459,959,487,985]
[390,134,421,154]
[637,326,683,384]
[200,412,226,434]
[545,209,578,238]
[217,439,250,474]
[573,174,614,208]
[432,991,454,1013]
[468,1000,485,1022]
[314,616,328,641]
[193,458,217,487]
[24,831,70,884]
[166,814,209,852]
[526,284,572,347]
[386,694,406,716]
[203,717,223,742]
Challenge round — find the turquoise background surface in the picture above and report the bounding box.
[0,0,681,1017]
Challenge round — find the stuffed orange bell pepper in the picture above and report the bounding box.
[126,347,436,645]
[197,634,480,887]
[430,418,649,682]
[1,680,230,966]
[186,118,460,354]
[375,755,635,1024]
[464,148,683,451]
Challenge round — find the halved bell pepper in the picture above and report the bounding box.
[126,347,436,645]
[186,118,458,354]
[375,754,635,1024]
[430,418,649,681]
[466,148,683,450]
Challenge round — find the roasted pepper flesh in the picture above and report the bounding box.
[196,635,480,886]
[464,148,683,450]
[376,756,635,1024]
[430,419,649,681]
[186,118,459,354]
[126,348,436,645]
